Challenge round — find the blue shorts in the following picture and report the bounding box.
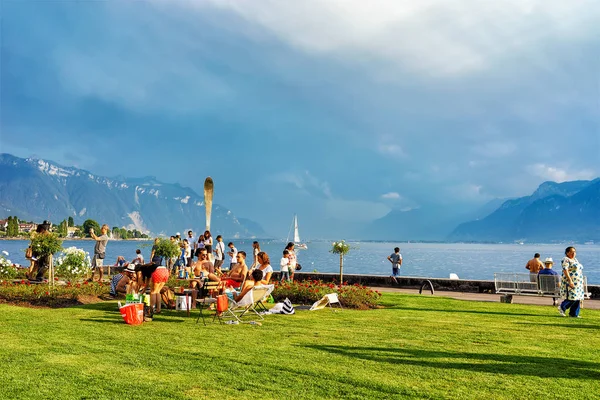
[392,267,400,277]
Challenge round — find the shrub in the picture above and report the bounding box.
[0,251,18,280]
[272,279,381,309]
[153,238,181,259]
[55,247,92,281]
[30,232,63,256]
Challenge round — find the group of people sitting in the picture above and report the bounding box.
[109,239,291,314]
[188,246,274,308]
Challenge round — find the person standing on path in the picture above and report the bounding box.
[558,246,585,318]
[526,253,544,282]
[285,242,297,281]
[387,247,403,284]
[213,235,225,272]
[90,224,109,282]
[186,231,196,263]
[227,242,238,270]
[31,221,52,281]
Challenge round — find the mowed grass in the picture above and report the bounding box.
[1,294,599,400]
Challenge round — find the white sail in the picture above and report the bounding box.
[294,215,301,243]
[290,214,307,250]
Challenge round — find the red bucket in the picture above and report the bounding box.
[119,303,144,325]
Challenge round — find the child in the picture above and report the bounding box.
[280,250,290,282]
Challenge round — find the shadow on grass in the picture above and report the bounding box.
[80,317,123,324]
[76,302,121,312]
[515,322,600,330]
[393,306,549,318]
[304,345,600,380]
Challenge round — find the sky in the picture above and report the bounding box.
[1,0,599,237]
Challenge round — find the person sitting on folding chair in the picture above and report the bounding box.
[233,269,263,302]
[220,251,248,290]
[189,248,220,289]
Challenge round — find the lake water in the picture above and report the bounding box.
[2,240,599,284]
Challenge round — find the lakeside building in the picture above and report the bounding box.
[18,223,37,233]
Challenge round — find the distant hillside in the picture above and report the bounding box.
[449,179,600,242]
[362,200,505,241]
[0,153,266,237]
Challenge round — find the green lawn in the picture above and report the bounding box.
[1,294,598,400]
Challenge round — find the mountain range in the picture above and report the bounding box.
[361,179,599,243]
[1,153,597,242]
[449,179,600,242]
[0,153,265,237]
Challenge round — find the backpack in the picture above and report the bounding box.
[161,288,176,309]
[25,246,33,259]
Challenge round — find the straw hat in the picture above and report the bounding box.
[544,257,553,264]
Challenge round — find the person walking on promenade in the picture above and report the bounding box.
[538,257,559,306]
[387,247,403,284]
[526,253,544,282]
[89,224,109,282]
[558,246,585,318]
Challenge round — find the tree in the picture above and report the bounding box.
[68,216,74,227]
[82,219,100,237]
[7,216,19,237]
[330,241,352,283]
[112,226,120,239]
[119,228,128,240]
[58,220,68,237]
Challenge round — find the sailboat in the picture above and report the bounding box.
[287,214,308,250]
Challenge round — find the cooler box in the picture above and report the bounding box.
[176,295,189,311]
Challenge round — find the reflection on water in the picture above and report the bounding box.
[2,240,599,284]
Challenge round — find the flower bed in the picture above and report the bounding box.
[55,247,92,281]
[0,280,109,307]
[272,279,381,309]
[0,251,18,280]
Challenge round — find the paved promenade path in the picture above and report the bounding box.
[376,287,600,310]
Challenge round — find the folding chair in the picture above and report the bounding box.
[194,280,221,325]
[310,293,343,311]
[215,284,274,324]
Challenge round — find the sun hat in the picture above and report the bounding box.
[544,257,553,264]
[124,264,136,273]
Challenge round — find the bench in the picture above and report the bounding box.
[494,273,591,303]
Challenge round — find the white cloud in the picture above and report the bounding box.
[381,192,401,200]
[199,0,598,78]
[527,164,596,183]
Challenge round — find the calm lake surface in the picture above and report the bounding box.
[2,240,599,284]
